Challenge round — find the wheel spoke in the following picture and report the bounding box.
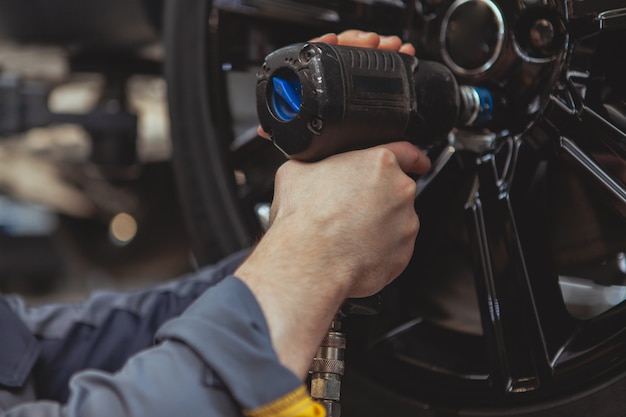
[556,302,626,370]
[568,3,626,24]
[535,24,626,375]
[559,136,626,204]
[543,93,626,216]
[466,150,554,393]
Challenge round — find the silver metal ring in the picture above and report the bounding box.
[440,0,505,76]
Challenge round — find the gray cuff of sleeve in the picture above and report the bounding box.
[155,276,302,411]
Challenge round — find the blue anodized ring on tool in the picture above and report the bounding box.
[271,69,302,122]
[473,87,494,124]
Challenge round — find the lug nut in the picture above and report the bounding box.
[530,18,554,49]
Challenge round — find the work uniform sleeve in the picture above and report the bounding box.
[1,276,325,417]
[2,249,249,403]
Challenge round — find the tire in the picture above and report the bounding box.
[165,0,626,415]
[164,0,257,264]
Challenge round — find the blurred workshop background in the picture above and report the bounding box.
[0,0,355,304]
[0,5,195,303]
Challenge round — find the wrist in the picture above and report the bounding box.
[235,219,353,377]
[243,216,355,298]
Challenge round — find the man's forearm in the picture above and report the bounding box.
[2,277,311,417]
[1,250,250,405]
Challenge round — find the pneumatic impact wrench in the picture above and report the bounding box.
[256,42,505,416]
[256,42,505,161]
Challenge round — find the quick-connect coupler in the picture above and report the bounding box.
[310,317,346,417]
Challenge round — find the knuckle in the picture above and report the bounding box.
[408,213,420,236]
[399,176,417,199]
[385,35,402,45]
[371,147,397,168]
[401,207,420,241]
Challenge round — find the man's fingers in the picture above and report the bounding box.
[310,30,371,46]
[399,43,416,56]
[310,31,413,55]
[378,142,432,175]
[378,35,403,51]
[336,30,381,49]
[308,33,338,44]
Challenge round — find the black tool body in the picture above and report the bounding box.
[256,42,462,161]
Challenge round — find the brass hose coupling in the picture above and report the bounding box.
[310,316,346,417]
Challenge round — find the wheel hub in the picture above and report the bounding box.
[417,0,570,137]
[440,0,505,76]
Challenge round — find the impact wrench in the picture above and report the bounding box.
[256,42,506,161]
[256,42,507,416]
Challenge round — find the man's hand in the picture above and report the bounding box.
[235,141,429,378]
[268,142,429,297]
[309,29,415,55]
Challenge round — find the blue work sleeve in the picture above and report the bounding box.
[2,277,312,417]
[2,249,249,404]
